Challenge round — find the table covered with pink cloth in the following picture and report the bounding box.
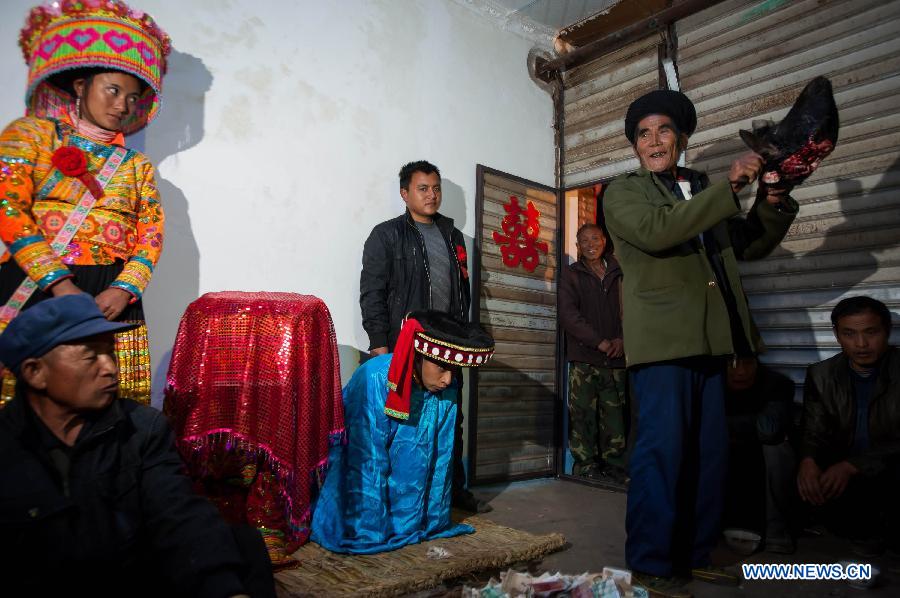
[163,291,344,568]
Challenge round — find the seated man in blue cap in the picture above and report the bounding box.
[0,294,274,598]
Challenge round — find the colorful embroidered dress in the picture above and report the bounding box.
[311,354,474,554]
[0,115,162,296]
[0,115,163,403]
[0,1,170,405]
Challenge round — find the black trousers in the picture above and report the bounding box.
[723,438,796,538]
[140,524,276,598]
[231,524,278,598]
[818,458,900,542]
[452,378,469,496]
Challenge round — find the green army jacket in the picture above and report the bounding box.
[603,167,798,367]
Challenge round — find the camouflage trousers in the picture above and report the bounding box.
[567,361,627,471]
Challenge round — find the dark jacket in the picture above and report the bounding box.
[725,364,795,446]
[360,211,471,351]
[0,396,247,597]
[603,167,797,366]
[559,255,625,368]
[801,347,900,476]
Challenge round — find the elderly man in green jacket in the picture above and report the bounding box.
[603,89,797,597]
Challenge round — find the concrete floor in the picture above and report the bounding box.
[412,478,900,597]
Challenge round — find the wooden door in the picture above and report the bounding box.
[469,165,560,483]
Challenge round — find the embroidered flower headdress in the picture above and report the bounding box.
[20,0,171,134]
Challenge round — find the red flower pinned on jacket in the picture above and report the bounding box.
[51,147,88,177]
[51,146,103,199]
[456,244,469,279]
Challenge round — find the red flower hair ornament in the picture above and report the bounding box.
[52,147,103,199]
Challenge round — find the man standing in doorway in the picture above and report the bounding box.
[360,160,488,513]
[559,223,627,484]
[603,90,798,597]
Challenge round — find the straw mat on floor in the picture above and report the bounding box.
[274,512,567,597]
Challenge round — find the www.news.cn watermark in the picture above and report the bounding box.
[742,562,872,581]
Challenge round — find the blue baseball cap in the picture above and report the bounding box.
[0,294,138,374]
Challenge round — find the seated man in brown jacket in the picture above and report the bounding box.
[798,295,900,557]
[559,223,627,483]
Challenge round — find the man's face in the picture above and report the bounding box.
[22,333,119,411]
[420,357,455,393]
[632,114,686,174]
[834,310,890,371]
[576,227,606,261]
[401,171,441,223]
[726,357,758,392]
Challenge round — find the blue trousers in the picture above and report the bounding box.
[625,358,728,576]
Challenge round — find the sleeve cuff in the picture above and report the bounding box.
[846,455,883,478]
[368,333,388,351]
[111,256,155,300]
[9,235,71,291]
[798,447,818,463]
[760,193,799,216]
[775,195,799,214]
[38,269,73,292]
[110,280,141,302]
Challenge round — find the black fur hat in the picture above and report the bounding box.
[625,89,697,144]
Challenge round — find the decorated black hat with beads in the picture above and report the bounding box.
[385,310,494,420]
[409,310,494,367]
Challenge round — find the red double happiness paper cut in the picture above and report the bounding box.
[492,195,548,272]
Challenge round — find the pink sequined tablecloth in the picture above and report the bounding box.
[163,292,344,565]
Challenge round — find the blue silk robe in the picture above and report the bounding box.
[310,354,473,553]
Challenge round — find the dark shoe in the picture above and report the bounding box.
[452,490,492,514]
[632,572,693,598]
[691,565,741,586]
[600,464,629,485]
[573,462,602,477]
[851,537,886,558]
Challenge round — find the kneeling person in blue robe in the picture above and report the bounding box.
[311,310,495,554]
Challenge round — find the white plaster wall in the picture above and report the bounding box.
[0,0,555,406]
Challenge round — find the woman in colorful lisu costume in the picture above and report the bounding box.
[312,310,495,553]
[0,0,170,405]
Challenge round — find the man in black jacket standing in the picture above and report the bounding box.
[360,160,487,513]
[0,294,274,598]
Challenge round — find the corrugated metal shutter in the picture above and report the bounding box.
[676,0,900,398]
[471,166,559,483]
[563,34,662,186]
